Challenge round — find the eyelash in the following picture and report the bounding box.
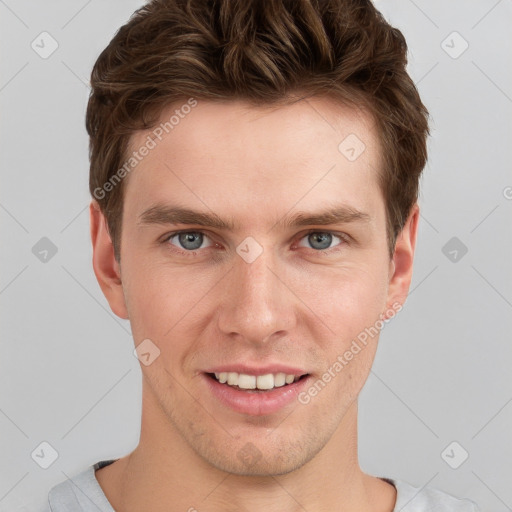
[160,229,350,257]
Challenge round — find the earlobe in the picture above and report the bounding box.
[89,200,129,319]
[383,203,420,319]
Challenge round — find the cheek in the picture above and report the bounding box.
[121,257,213,351]
[297,261,389,335]
[120,255,172,339]
[297,263,389,396]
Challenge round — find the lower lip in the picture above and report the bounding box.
[203,373,311,416]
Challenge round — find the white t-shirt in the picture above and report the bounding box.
[44,460,480,511]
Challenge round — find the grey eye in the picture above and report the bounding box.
[173,232,206,250]
[308,232,332,250]
[298,232,343,251]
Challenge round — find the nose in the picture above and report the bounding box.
[216,245,297,345]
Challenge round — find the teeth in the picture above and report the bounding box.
[238,374,256,389]
[274,373,286,387]
[285,374,295,384]
[256,374,274,390]
[213,371,303,390]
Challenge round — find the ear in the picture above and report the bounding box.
[383,203,420,318]
[89,200,129,319]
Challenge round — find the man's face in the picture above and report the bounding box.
[95,96,414,476]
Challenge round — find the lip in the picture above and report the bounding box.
[203,364,308,377]
[202,372,311,416]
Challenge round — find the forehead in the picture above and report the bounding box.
[132,95,378,158]
[123,96,383,225]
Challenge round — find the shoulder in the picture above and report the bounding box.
[44,460,116,512]
[384,477,481,511]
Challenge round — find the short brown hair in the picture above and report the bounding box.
[86,0,429,262]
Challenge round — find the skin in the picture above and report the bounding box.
[90,95,419,512]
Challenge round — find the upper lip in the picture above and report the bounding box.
[204,364,309,377]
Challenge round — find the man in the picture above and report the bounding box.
[45,0,480,510]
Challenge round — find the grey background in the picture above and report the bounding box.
[1,0,511,511]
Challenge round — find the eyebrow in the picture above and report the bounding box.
[137,203,371,231]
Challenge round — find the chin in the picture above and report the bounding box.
[205,450,306,477]
[191,431,324,478]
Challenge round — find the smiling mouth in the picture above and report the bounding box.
[206,372,309,392]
